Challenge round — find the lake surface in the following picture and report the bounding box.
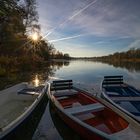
[1,60,140,140]
[32,60,140,140]
[1,60,140,90]
[54,60,140,90]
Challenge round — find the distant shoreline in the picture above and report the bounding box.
[71,57,140,62]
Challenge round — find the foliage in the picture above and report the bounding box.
[0,0,70,65]
[93,48,140,61]
[0,0,26,55]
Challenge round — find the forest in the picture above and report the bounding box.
[0,0,70,70]
[92,48,140,62]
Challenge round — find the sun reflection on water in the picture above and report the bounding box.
[33,75,40,87]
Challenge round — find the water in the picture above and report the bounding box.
[32,60,140,140]
[54,60,140,90]
[1,60,140,139]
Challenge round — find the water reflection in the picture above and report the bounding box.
[0,60,70,90]
[95,60,140,72]
[1,59,140,91]
[55,60,140,90]
[33,75,40,87]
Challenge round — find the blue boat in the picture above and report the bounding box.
[101,75,140,122]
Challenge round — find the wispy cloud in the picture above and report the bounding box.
[42,0,97,39]
[48,34,87,43]
[37,0,140,56]
[127,39,140,49]
[70,0,140,38]
[38,0,140,38]
[68,0,97,21]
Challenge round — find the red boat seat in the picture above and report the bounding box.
[65,103,104,115]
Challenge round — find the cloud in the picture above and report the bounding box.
[40,0,97,38]
[72,1,140,38]
[37,0,140,56]
[38,0,140,39]
[127,39,140,49]
[48,34,87,43]
[68,0,97,21]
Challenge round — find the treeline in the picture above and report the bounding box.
[93,48,140,61]
[0,0,70,66]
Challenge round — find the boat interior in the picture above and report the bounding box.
[103,86,140,97]
[51,80,129,135]
[102,75,140,97]
[0,83,44,130]
[102,76,140,118]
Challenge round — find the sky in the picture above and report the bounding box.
[37,0,140,57]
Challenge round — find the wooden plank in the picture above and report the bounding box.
[52,80,72,83]
[51,80,73,91]
[104,75,123,79]
[57,96,69,100]
[65,103,104,115]
[110,96,140,101]
[51,86,73,91]
[103,79,123,82]
[102,81,123,85]
[103,76,123,85]
[51,83,73,87]
[54,90,77,97]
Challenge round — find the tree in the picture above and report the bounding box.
[0,0,26,56]
[0,0,40,56]
[0,0,70,62]
[63,53,70,59]
[23,0,39,34]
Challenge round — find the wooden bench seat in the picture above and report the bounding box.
[65,103,104,115]
[110,96,140,101]
[53,89,77,97]
[57,96,69,100]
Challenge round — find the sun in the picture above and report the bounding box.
[31,32,39,41]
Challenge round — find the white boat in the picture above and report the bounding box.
[0,82,48,140]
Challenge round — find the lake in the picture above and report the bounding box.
[53,60,140,91]
[31,60,140,140]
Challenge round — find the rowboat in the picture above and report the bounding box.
[101,75,140,123]
[47,79,140,140]
[0,82,48,140]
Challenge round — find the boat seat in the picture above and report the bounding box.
[53,89,77,97]
[57,96,69,100]
[107,92,119,96]
[110,96,140,101]
[65,103,104,115]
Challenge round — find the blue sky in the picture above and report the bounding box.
[37,0,140,57]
